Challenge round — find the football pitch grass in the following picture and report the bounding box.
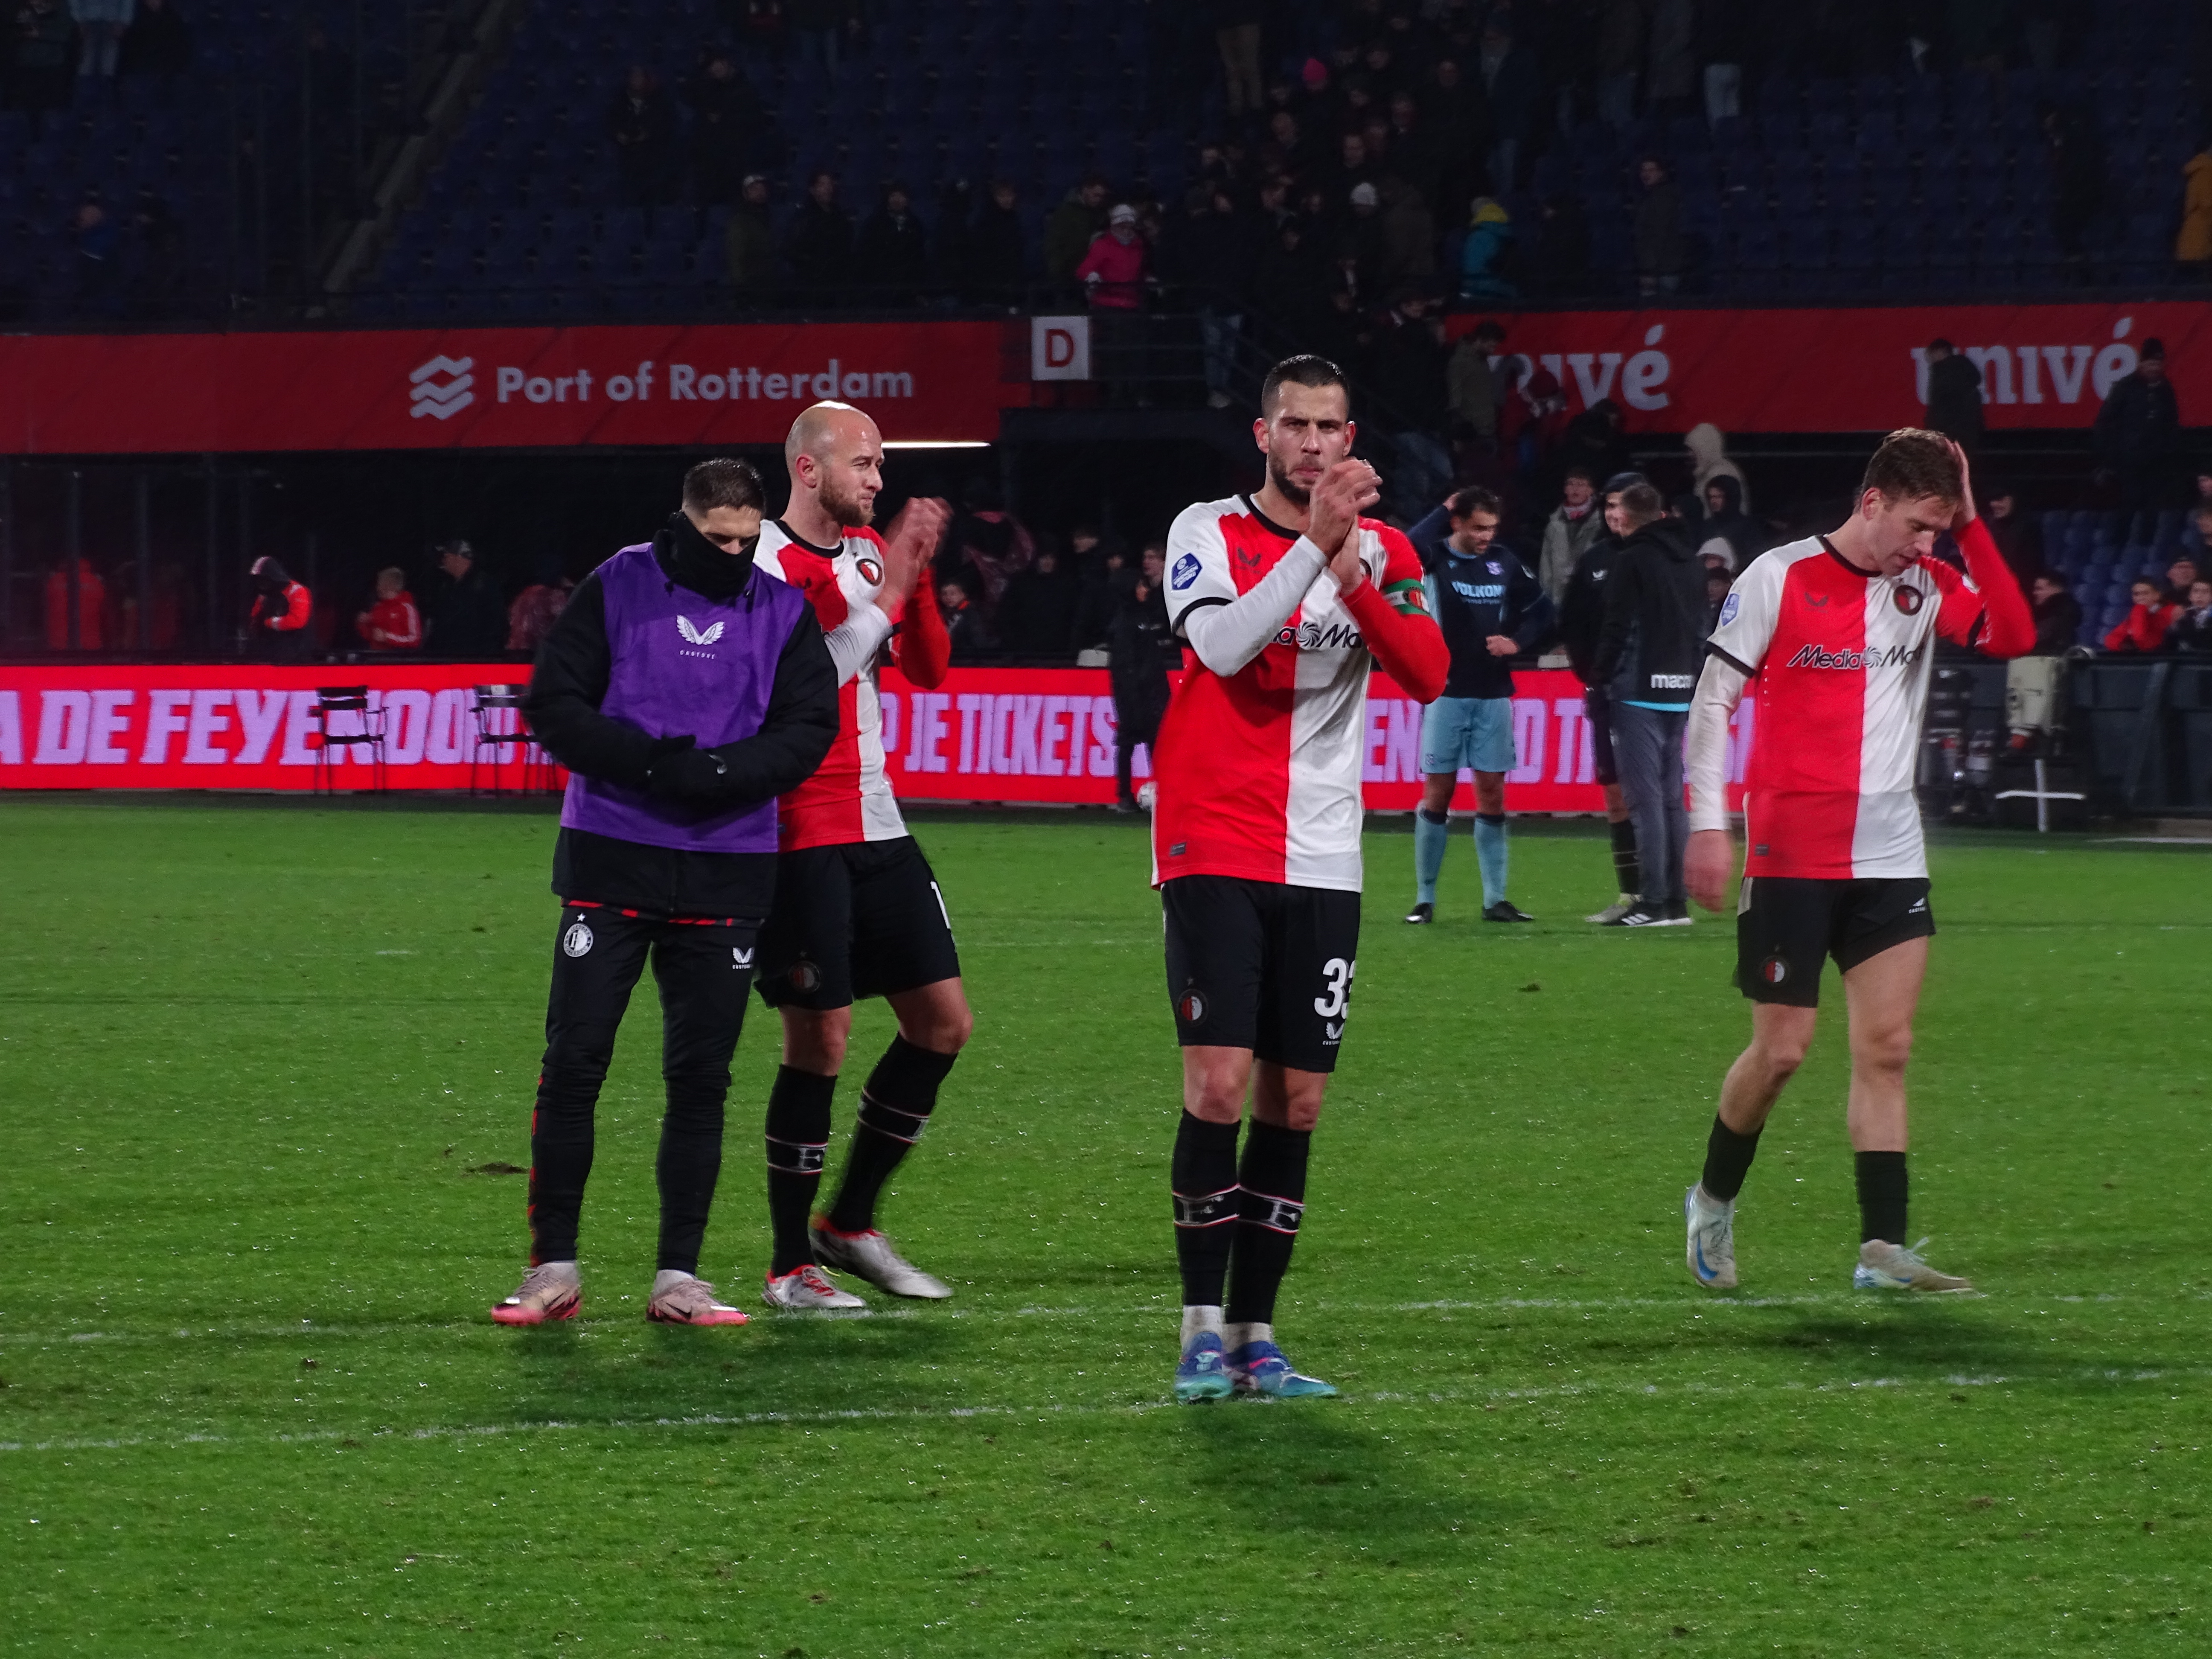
[2,798,2208,1656]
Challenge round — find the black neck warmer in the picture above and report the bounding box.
[652,511,758,600]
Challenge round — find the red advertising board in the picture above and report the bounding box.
[0,664,1754,811]
[0,321,1016,456]
[0,302,2195,456]
[1444,301,2206,434]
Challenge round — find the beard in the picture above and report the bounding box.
[819,472,876,529]
[1267,453,1312,508]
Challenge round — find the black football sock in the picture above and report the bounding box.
[1699,1115,1762,1204]
[1171,1111,1241,1310]
[1855,1151,1908,1246]
[655,1075,726,1276]
[1225,1118,1312,1329]
[826,1036,958,1235]
[765,1065,835,1276]
[1610,817,1641,896]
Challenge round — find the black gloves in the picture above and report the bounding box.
[643,733,741,803]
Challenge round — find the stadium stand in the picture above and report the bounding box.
[6,1,2207,325]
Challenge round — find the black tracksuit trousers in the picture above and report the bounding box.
[527,903,759,1274]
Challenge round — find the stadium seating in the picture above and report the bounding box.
[4,0,2202,321]
[0,1,416,323]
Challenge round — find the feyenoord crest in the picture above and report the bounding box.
[789,958,822,993]
[856,556,884,587]
[562,920,595,958]
[1759,954,1788,986]
[1177,988,1208,1025]
[1893,585,1924,615]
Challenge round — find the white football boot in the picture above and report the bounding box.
[1854,1239,1973,1294]
[810,1222,952,1299]
[1684,1185,1738,1290]
[761,1263,867,1310]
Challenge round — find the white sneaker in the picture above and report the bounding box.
[1586,893,1637,924]
[762,1263,867,1310]
[1854,1238,1974,1293]
[810,1222,953,1299]
[1684,1185,1737,1289]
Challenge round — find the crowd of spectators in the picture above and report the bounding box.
[551,0,2212,332]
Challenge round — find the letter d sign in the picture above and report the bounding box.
[1031,316,1091,381]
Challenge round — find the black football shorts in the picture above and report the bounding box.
[1161,874,1362,1073]
[1735,875,1936,1007]
[755,836,961,1011]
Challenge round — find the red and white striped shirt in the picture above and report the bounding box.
[1694,518,2030,879]
[756,519,949,851]
[1152,494,1446,892]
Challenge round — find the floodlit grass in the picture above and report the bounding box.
[2,797,2208,1656]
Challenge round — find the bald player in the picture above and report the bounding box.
[750,402,972,1310]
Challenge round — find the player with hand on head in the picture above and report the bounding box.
[751,401,970,1311]
[1155,356,1449,1401]
[1402,485,1553,926]
[493,458,838,1327]
[1679,431,2033,1295]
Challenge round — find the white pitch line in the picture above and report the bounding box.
[4,1365,2204,1458]
[0,1287,2166,1350]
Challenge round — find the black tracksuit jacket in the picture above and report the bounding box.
[523,514,839,918]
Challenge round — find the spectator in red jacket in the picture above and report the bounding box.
[506,567,573,656]
[44,560,108,652]
[2104,578,2181,654]
[357,567,423,652]
[249,555,314,661]
[1075,204,1150,309]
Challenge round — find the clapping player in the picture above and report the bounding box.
[1153,357,1448,1401]
[750,403,971,1310]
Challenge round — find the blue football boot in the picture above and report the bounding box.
[1226,1338,1338,1399]
[1173,1330,1234,1403]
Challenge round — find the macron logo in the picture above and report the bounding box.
[677,615,725,647]
[409,355,475,420]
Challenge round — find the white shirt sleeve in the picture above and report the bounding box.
[1685,653,1750,833]
[1167,503,1326,678]
[821,602,893,687]
[1705,547,1784,676]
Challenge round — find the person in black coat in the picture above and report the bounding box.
[2028,572,2084,655]
[606,67,680,206]
[854,182,928,301]
[1107,546,1177,809]
[427,540,508,659]
[784,170,854,299]
[682,52,750,206]
[2095,338,2185,510]
[2167,579,2212,652]
[1923,339,1985,454]
[966,179,1026,297]
[994,544,1080,661]
[1592,482,1706,926]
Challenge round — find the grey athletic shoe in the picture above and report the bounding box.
[809,1223,953,1299]
[1586,894,1637,924]
[646,1273,748,1326]
[762,1263,866,1310]
[1854,1239,1974,1294]
[1685,1185,1738,1289]
[490,1260,581,1326]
